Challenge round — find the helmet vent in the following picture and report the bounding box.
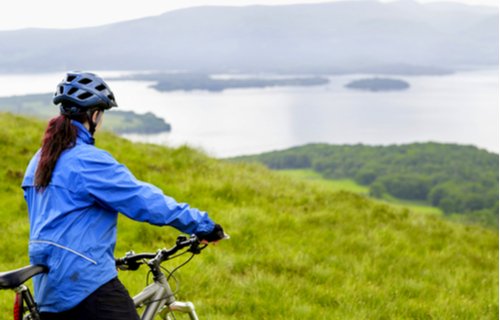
[95,84,106,91]
[66,75,76,82]
[68,87,78,95]
[78,78,93,85]
[77,92,93,100]
[59,86,64,94]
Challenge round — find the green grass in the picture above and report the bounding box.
[0,113,497,319]
[277,169,370,194]
[278,169,443,216]
[381,194,443,216]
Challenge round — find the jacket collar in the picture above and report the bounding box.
[71,120,95,145]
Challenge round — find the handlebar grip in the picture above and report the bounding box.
[115,258,142,271]
[115,258,125,266]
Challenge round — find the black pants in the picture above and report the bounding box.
[40,277,140,320]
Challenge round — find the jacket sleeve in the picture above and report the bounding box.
[78,148,215,235]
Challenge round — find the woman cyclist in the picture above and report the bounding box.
[21,71,225,320]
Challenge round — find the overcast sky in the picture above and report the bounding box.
[0,0,497,31]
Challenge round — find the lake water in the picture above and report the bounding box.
[0,69,497,158]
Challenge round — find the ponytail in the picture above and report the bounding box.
[35,115,78,189]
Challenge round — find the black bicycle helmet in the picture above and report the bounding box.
[53,72,117,113]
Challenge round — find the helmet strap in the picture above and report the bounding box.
[86,110,98,136]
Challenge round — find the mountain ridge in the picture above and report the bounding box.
[0,1,496,74]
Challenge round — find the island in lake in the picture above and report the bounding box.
[345,78,410,92]
[0,93,171,134]
[114,73,330,92]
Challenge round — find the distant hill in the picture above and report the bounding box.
[345,78,410,91]
[0,113,497,318]
[0,94,171,134]
[114,73,330,92]
[0,0,497,74]
[233,143,499,227]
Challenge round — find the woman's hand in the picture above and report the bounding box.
[197,224,227,244]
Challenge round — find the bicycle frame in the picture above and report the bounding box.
[133,271,198,320]
[5,271,198,320]
[1,235,212,320]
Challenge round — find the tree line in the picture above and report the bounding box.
[235,143,499,226]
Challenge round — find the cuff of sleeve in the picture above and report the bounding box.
[194,216,215,235]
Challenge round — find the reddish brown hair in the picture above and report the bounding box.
[35,115,78,189]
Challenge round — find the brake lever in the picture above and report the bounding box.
[176,235,189,246]
[188,244,205,254]
[117,250,143,271]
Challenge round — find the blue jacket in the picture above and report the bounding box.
[22,121,215,312]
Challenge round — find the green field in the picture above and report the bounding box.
[277,169,443,216]
[0,113,497,319]
[277,169,371,194]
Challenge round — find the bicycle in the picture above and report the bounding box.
[0,234,220,320]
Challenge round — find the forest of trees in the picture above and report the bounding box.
[235,143,499,226]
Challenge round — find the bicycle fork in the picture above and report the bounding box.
[156,273,198,320]
[137,273,198,320]
[159,301,198,320]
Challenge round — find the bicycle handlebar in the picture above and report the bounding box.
[115,235,202,271]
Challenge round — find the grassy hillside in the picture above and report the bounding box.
[0,113,497,319]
